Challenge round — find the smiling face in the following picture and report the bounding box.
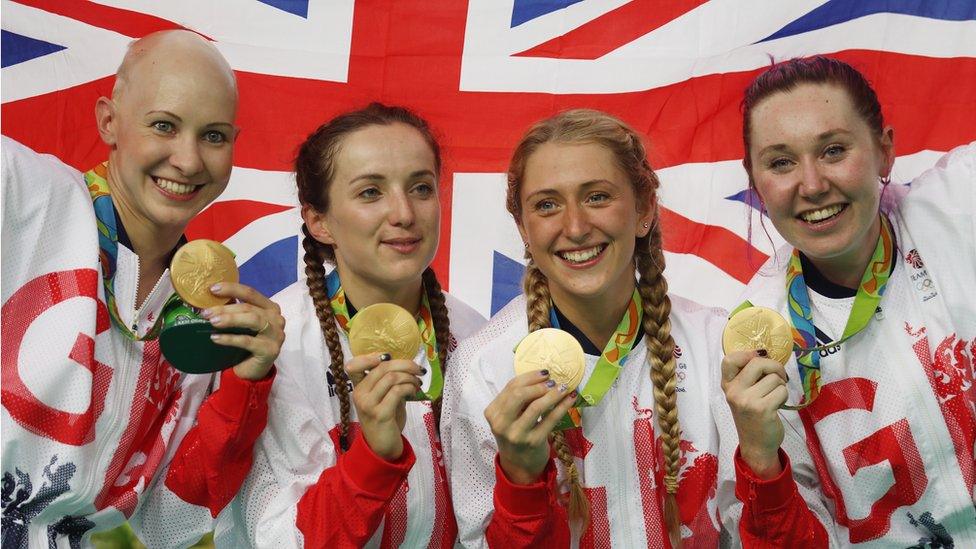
[747,83,894,282]
[97,32,238,236]
[517,141,652,308]
[305,122,440,300]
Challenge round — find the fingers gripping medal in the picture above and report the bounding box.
[348,303,435,401]
[514,328,585,392]
[722,306,805,409]
[160,239,253,374]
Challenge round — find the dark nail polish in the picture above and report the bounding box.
[757,349,768,357]
[379,353,391,361]
[546,380,556,388]
[540,369,549,376]
[420,367,428,375]
[569,390,578,398]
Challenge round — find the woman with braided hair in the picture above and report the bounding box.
[442,109,725,547]
[217,103,484,548]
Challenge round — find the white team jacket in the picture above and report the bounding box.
[443,294,727,548]
[714,143,976,547]
[1,138,222,547]
[216,281,485,548]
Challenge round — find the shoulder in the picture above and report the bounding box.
[444,292,487,343]
[895,142,976,215]
[735,248,790,310]
[450,296,527,389]
[272,279,314,320]
[2,137,87,202]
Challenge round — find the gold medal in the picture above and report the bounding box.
[722,306,793,365]
[170,239,239,309]
[348,303,422,360]
[514,328,585,391]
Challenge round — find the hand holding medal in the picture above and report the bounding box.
[160,239,283,379]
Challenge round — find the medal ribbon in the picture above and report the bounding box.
[85,163,178,340]
[325,270,443,401]
[784,214,894,408]
[550,289,643,430]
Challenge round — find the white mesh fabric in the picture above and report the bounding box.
[443,294,727,547]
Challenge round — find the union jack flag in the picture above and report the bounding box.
[3,0,975,316]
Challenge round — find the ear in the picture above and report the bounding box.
[878,126,896,178]
[515,219,530,253]
[95,97,118,147]
[301,204,336,246]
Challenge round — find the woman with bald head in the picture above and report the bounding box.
[1,30,282,547]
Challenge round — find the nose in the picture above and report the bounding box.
[170,135,204,177]
[797,160,829,199]
[562,203,591,243]
[387,190,416,227]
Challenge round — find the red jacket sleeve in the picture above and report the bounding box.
[164,367,276,517]
[295,432,416,548]
[487,455,570,548]
[735,447,829,548]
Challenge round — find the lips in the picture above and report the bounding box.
[153,176,201,200]
[798,204,846,224]
[382,237,422,254]
[556,244,607,264]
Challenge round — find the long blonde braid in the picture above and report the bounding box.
[635,215,682,546]
[523,258,590,527]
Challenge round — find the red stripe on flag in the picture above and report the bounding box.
[659,208,768,284]
[514,0,708,60]
[11,0,189,38]
[186,200,294,243]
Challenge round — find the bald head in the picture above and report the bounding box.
[113,30,237,106]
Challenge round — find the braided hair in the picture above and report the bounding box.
[507,109,682,544]
[295,103,453,451]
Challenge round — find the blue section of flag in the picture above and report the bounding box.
[257,0,309,18]
[1,30,66,68]
[511,0,586,27]
[763,0,976,42]
[491,251,525,316]
[239,236,298,299]
[725,188,763,213]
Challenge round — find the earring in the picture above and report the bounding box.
[642,222,649,229]
[880,175,891,186]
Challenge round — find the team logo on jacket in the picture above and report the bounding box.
[904,249,938,301]
[673,343,687,390]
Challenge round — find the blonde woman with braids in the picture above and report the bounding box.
[217,103,484,548]
[442,109,725,547]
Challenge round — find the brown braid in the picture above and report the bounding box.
[422,267,452,428]
[635,216,683,547]
[522,259,590,526]
[302,226,353,451]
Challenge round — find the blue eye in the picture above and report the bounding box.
[413,182,435,198]
[768,157,793,171]
[359,187,380,199]
[535,199,556,212]
[152,121,175,133]
[587,192,610,204]
[823,144,846,159]
[203,130,227,144]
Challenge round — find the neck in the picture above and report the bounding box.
[806,216,881,290]
[550,279,634,350]
[106,162,184,306]
[338,269,424,314]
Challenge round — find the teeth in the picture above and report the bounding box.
[155,178,197,195]
[560,245,604,263]
[801,204,843,222]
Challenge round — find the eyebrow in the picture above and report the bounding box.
[757,128,854,157]
[145,110,235,129]
[349,169,436,185]
[522,179,613,200]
